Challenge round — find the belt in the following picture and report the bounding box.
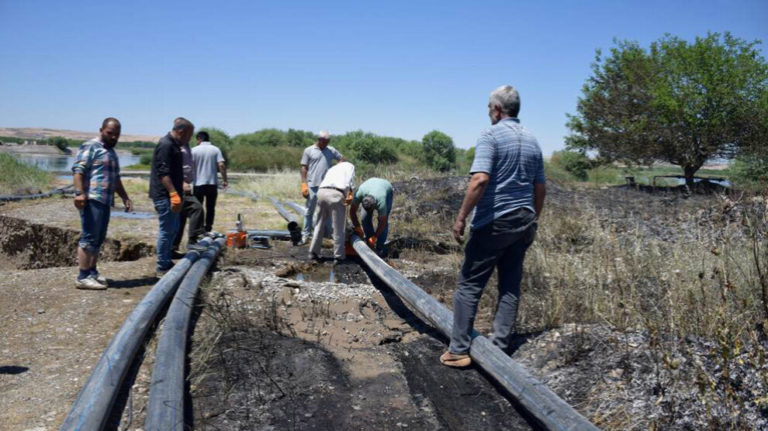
[320,186,345,194]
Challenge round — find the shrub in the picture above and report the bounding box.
[229,144,303,171]
[47,136,70,153]
[0,153,53,193]
[344,131,398,164]
[550,150,591,181]
[727,154,768,190]
[421,130,456,172]
[139,153,153,165]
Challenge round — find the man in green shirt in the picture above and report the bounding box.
[350,177,393,256]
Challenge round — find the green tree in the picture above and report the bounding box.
[567,33,768,186]
[47,136,70,153]
[421,130,456,172]
[338,130,398,164]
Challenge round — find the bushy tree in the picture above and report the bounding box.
[336,130,398,164]
[567,32,768,186]
[551,150,592,181]
[727,154,768,190]
[422,130,456,172]
[48,136,70,153]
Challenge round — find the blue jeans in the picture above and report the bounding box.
[449,209,537,354]
[79,200,111,253]
[302,186,319,239]
[154,198,180,270]
[361,193,393,251]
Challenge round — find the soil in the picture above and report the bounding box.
[1,176,766,430]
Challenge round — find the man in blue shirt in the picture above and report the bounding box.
[441,85,546,368]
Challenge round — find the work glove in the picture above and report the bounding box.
[301,182,309,198]
[367,235,377,248]
[169,191,183,213]
[354,226,364,238]
[345,191,353,205]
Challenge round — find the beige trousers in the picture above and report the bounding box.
[309,188,347,259]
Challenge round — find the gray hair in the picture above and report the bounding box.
[173,117,194,132]
[489,85,520,117]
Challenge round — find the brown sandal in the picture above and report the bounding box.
[440,351,472,368]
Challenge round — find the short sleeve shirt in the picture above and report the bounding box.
[192,142,225,186]
[71,139,121,206]
[353,178,393,216]
[301,145,343,187]
[469,118,545,229]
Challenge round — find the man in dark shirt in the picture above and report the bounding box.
[171,118,205,257]
[149,118,193,275]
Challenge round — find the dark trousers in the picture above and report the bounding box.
[193,184,218,232]
[172,193,204,250]
[449,209,537,354]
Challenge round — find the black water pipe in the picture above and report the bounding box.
[267,197,301,244]
[0,184,73,202]
[145,238,226,430]
[283,201,307,217]
[350,235,600,431]
[246,229,292,240]
[59,239,213,431]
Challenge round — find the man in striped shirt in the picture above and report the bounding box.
[72,117,133,290]
[441,85,546,368]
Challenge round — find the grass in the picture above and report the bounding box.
[0,152,54,194]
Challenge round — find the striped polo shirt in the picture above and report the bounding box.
[469,117,545,229]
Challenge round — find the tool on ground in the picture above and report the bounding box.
[227,213,247,248]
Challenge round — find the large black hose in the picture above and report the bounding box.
[0,184,73,202]
[59,240,212,431]
[350,235,600,431]
[283,201,307,217]
[267,197,301,244]
[145,238,226,430]
[246,229,292,240]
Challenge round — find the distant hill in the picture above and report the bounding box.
[0,127,160,143]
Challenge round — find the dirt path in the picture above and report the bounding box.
[0,257,157,430]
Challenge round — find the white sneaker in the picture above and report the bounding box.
[75,275,107,290]
[92,271,108,286]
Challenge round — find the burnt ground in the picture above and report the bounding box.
[189,244,538,430]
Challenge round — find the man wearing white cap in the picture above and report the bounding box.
[300,130,344,244]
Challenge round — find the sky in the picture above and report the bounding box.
[1,0,767,155]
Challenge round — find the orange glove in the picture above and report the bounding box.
[301,182,309,198]
[169,191,182,213]
[354,226,364,238]
[345,191,353,205]
[367,235,377,248]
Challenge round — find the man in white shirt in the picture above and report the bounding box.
[309,161,355,263]
[192,131,228,233]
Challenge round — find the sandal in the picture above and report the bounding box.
[440,351,471,368]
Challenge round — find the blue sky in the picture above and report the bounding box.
[1,0,766,154]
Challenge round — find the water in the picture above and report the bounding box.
[12,151,141,172]
[111,211,154,219]
[296,266,337,283]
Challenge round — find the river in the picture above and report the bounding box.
[11,151,141,172]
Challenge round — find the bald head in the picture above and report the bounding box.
[102,117,121,129]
